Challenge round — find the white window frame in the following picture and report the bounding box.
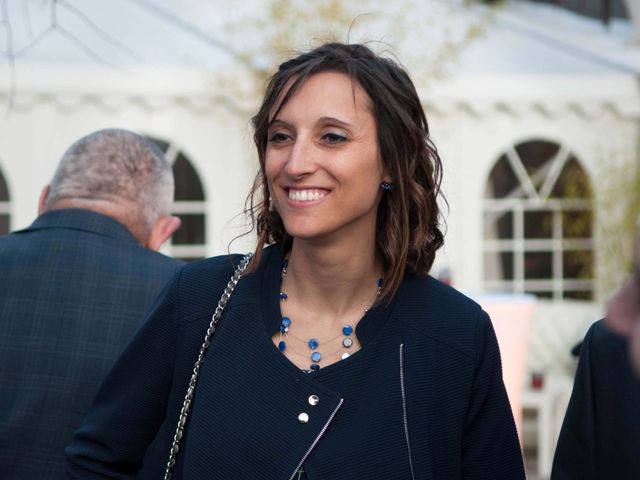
[483,142,593,300]
[157,140,208,260]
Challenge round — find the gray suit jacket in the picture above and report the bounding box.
[0,208,181,479]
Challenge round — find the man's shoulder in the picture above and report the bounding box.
[0,220,181,285]
[585,319,628,360]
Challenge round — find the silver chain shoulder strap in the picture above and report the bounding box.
[164,253,253,480]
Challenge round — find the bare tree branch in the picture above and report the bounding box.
[12,0,140,69]
[14,25,54,56]
[56,25,124,69]
[133,0,267,74]
[22,0,34,37]
[1,0,16,115]
[58,0,143,61]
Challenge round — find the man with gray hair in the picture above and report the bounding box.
[0,129,182,479]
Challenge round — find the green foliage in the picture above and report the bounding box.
[595,145,640,300]
[211,0,497,113]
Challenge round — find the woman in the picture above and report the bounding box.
[66,43,524,480]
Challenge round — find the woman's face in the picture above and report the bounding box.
[265,71,388,244]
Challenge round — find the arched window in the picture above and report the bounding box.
[483,140,593,300]
[147,137,207,261]
[0,167,10,235]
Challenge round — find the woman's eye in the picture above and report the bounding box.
[322,132,347,144]
[268,132,291,144]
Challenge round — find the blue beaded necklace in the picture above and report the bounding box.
[278,259,383,371]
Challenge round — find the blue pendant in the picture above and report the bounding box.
[281,317,291,327]
[311,351,322,362]
[342,325,353,336]
[278,341,287,351]
[308,338,319,350]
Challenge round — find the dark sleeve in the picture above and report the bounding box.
[462,310,526,480]
[65,268,183,479]
[551,323,598,480]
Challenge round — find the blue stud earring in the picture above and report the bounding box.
[380,181,393,192]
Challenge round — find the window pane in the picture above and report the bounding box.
[484,211,513,240]
[173,214,205,245]
[486,156,519,199]
[173,154,205,201]
[500,251,514,280]
[177,257,204,263]
[0,214,8,235]
[550,157,592,199]
[148,138,170,153]
[527,290,553,299]
[515,140,559,178]
[562,209,592,238]
[563,250,593,279]
[524,251,552,279]
[0,170,8,201]
[563,290,592,300]
[524,211,553,239]
[484,251,512,281]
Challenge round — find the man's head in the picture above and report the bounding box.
[39,129,180,250]
[606,216,640,375]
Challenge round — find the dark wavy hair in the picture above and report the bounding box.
[246,42,444,298]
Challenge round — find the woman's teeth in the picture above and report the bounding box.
[288,189,326,201]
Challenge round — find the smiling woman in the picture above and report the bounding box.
[65,43,525,480]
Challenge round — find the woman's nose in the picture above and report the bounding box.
[284,137,317,179]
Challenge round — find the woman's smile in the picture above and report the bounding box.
[287,188,330,203]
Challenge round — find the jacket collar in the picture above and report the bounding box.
[18,208,140,245]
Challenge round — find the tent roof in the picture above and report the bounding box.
[3,0,638,73]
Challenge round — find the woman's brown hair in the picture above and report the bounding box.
[246,42,444,298]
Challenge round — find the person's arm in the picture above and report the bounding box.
[551,324,597,480]
[462,310,526,480]
[65,268,183,479]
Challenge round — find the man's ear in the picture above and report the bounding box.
[38,185,51,215]
[146,215,181,251]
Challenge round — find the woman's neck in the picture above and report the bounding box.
[284,239,383,321]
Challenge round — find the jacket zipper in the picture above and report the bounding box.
[400,343,416,480]
[287,398,344,480]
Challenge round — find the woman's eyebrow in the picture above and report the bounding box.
[269,117,354,129]
[268,119,292,129]
[318,116,353,128]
